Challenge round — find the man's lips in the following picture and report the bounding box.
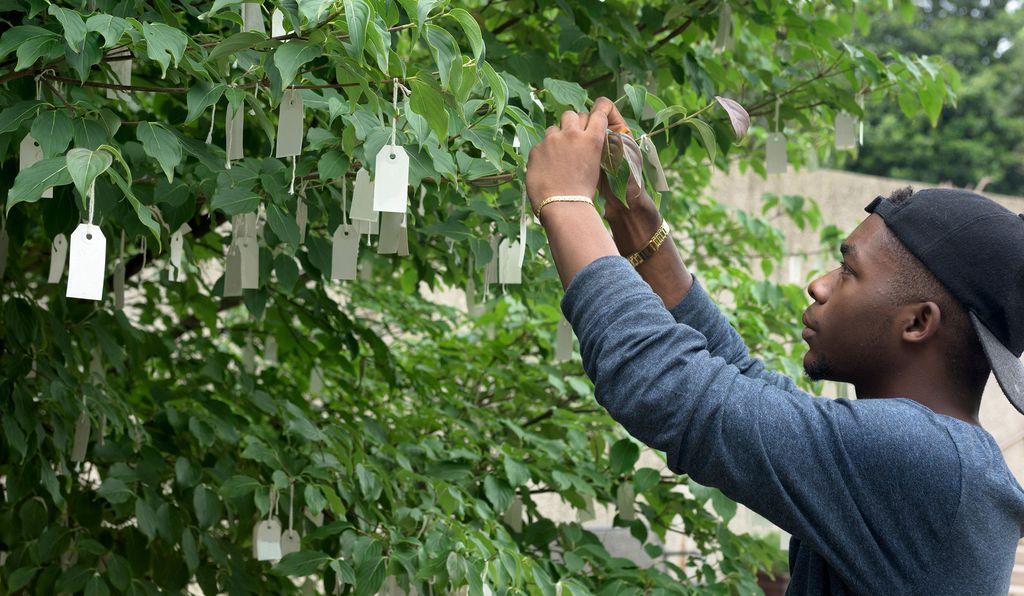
[802,312,816,339]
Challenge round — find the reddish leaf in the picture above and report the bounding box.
[715,96,750,138]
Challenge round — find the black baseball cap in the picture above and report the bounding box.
[865,189,1024,414]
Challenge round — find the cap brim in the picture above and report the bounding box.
[970,312,1024,415]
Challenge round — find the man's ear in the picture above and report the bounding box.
[901,301,942,344]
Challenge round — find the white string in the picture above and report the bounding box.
[225,102,233,170]
[288,483,294,531]
[86,182,96,230]
[206,103,217,144]
[119,229,125,260]
[774,97,781,133]
[390,78,411,149]
[341,176,348,226]
[288,156,297,195]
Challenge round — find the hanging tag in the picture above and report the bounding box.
[555,316,573,361]
[349,169,378,223]
[276,90,304,158]
[484,235,498,287]
[224,245,242,297]
[639,136,669,192]
[239,236,259,289]
[271,9,289,36]
[498,239,521,285]
[358,256,373,281]
[577,495,596,523]
[67,224,106,301]
[502,496,523,532]
[265,336,278,363]
[715,4,733,51]
[376,212,403,255]
[170,230,185,282]
[617,483,635,521]
[372,146,410,213]
[358,219,380,236]
[331,224,359,280]
[60,547,78,570]
[241,3,265,33]
[48,233,68,283]
[20,135,52,198]
[242,338,255,373]
[304,507,324,527]
[835,112,857,150]
[106,50,132,101]
[529,90,544,112]
[309,366,323,395]
[280,529,301,556]
[295,198,308,243]
[255,518,283,560]
[396,213,409,257]
[71,411,91,462]
[113,260,125,310]
[225,101,244,165]
[512,133,521,151]
[765,132,787,174]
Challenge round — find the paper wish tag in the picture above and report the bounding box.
[377,212,404,255]
[555,316,574,361]
[296,198,308,242]
[106,49,132,101]
[280,529,301,556]
[349,169,379,224]
[715,4,733,51]
[239,236,259,289]
[71,411,91,463]
[276,90,304,159]
[484,235,499,287]
[241,3,265,33]
[765,132,787,174]
[170,229,185,282]
[270,9,290,36]
[265,336,278,363]
[66,224,106,301]
[396,214,409,257]
[617,483,635,521]
[20,135,52,198]
[225,101,244,164]
[502,496,523,532]
[498,238,521,285]
[835,112,858,150]
[48,233,68,283]
[304,507,324,527]
[255,518,283,560]
[372,146,410,213]
[331,224,360,280]
[224,244,242,297]
[113,260,125,310]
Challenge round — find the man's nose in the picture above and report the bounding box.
[807,270,833,303]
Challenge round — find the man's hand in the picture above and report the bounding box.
[525,109,609,216]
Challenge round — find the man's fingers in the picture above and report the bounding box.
[585,109,609,137]
[591,97,628,132]
[577,112,590,129]
[560,110,581,130]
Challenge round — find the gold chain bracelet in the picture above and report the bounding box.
[626,220,670,267]
[534,195,595,220]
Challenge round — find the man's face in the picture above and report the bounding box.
[802,214,902,385]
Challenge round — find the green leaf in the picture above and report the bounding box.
[135,498,158,541]
[409,77,449,144]
[29,110,73,157]
[424,24,461,91]
[136,122,182,183]
[632,467,660,493]
[181,529,200,572]
[14,32,63,71]
[8,567,39,592]
[186,81,226,124]
[142,22,188,78]
[480,62,507,123]
[267,202,300,246]
[84,575,109,596]
[710,489,737,523]
[542,77,587,111]
[483,475,513,513]
[273,550,332,576]
[273,40,322,91]
[97,478,133,504]
[208,31,267,62]
[0,26,58,63]
[343,0,369,59]
[85,14,130,48]
[221,474,261,498]
[105,166,161,248]
[623,83,647,120]
[0,100,42,134]
[298,0,332,23]
[448,8,483,62]
[65,147,113,200]
[609,438,639,474]
[211,187,260,216]
[209,0,244,15]
[687,118,717,164]
[47,5,87,53]
[304,484,327,515]
[920,75,945,127]
[193,484,223,528]
[6,157,72,215]
[503,453,530,487]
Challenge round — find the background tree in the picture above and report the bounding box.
[0,0,954,593]
[844,0,1024,194]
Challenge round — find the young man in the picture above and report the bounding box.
[525,97,1024,593]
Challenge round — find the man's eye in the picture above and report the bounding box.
[839,261,853,274]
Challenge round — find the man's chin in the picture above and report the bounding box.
[803,351,833,381]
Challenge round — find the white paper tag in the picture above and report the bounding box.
[239,237,259,289]
[639,136,669,192]
[502,496,523,532]
[296,198,308,243]
[835,112,857,149]
[396,214,409,257]
[241,3,265,33]
[224,244,242,297]
[20,135,50,197]
[765,132,787,174]
[349,169,378,223]
[255,518,283,560]
[106,51,132,101]
[242,337,255,373]
[484,236,498,286]
[264,336,278,364]
[518,215,528,268]
[331,224,359,280]
[377,212,403,254]
[512,133,521,150]
[276,90,304,158]
[309,366,323,395]
[170,230,184,282]
[270,9,288,37]
[617,483,635,521]
[226,101,244,163]
[113,261,125,310]
[48,233,68,283]
[280,529,301,556]
[555,316,573,361]
[498,239,521,285]
[358,256,373,281]
[66,224,106,301]
[71,411,90,462]
[372,146,410,213]
[715,4,733,51]
[60,548,78,570]
[304,507,324,527]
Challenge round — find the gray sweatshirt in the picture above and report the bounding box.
[560,255,1024,594]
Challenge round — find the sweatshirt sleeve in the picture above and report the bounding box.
[667,275,809,396]
[560,256,962,593]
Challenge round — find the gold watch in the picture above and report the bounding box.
[625,220,670,267]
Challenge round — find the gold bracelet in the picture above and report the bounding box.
[625,220,670,267]
[534,195,595,220]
